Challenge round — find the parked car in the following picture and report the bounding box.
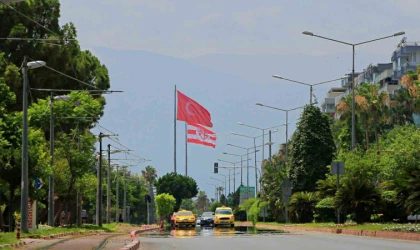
[200,211,214,227]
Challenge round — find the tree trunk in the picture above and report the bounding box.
[0,192,4,230]
[374,112,379,151]
[364,117,369,150]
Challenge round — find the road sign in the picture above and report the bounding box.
[239,186,255,203]
[281,178,292,196]
[33,178,43,190]
[331,162,345,175]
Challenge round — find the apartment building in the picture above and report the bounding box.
[321,37,420,117]
[391,37,420,80]
[321,87,347,116]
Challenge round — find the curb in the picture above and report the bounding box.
[40,230,106,240]
[0,229,107,249]
[240,223,420,242]
[119,225,160,250]
[0,241,27,249]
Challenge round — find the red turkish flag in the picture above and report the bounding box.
[177,91,213,127]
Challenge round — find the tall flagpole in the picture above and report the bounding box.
[174,85,177,174]
[185,122,188,176]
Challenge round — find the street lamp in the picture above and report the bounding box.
[48,94,71,227]
[255,103,306,166]
[106,147,129,224]
[210,177,226,203]
[205,183,218,202]
[21,57,45,233]
[302,30,405,150]
[217,158,248,192]
[223,152,256,186]
[237,122,285,164]
[272,75,346,105]
[230,133,273,196]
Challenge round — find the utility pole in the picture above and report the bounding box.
[123,170,127,222]
[115,165,119,222]
[21,56,29,233]
[269,130,272,161]
[107,144,111,224]
[96,133,103,226]
[48,93,54,227]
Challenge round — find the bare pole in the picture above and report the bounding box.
[107,144,111,224]
[48,92,54,226]
[174,85,177,173]
[185,122,188,176]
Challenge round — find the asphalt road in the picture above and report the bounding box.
[138,226,420,250]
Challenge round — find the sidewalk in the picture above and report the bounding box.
[101,234,132,250]
[21,233,118,250]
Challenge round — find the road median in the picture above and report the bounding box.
[235,222,420,242]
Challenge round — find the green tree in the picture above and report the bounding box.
[314,197,335,222]
[155,173,198,211]
[180,198,195,213]
[289,192,318,223]
[290,105,336,192]
[155,193,176,221]
[142,165,157,223]
[210,201,222,212]
[335,173,381,224]
[195,191,208,214]
[261,160,286,222]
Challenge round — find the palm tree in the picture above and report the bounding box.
[141,165,157,184]
[216,186,224,202]
[335,174,381,224]
[141,165,157,223]
[356,83,390,150]
[288,192,318,223]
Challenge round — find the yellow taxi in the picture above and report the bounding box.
[174,210,196,227]
[214,206,234,227]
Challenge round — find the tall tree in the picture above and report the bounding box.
[142,165,157,224]
[155,173,198,211]
[290,105,336,192]
[195,191,208,214]
[154,193,176,222]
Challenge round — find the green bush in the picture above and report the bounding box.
[314,197,335,222]
[289,192,318,223]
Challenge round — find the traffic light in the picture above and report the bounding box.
[145,194,151,203]
[214,162,218,173]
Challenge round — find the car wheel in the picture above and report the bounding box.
[230,224,234,228]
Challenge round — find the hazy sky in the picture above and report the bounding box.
[57,0,420,202]
[60,0,420,58]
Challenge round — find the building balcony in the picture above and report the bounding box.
[374,69,393,84]
[321,97,336,113]
[391,42,420,61]
[335,92,347,106]
[378,82,400,94]
[393,64,418,79]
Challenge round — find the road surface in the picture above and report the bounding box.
[138,226,420,250]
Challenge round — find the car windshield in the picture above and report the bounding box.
[202,212,213,217]
[177,211,193,216]
[215,209,232,215]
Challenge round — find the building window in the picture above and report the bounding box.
[413,53,417,63]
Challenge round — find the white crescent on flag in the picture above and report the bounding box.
[187,123,216,148]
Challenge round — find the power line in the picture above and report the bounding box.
[0,1,61,37]
[26,57,98,89]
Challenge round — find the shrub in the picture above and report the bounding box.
[314,197,335,222]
